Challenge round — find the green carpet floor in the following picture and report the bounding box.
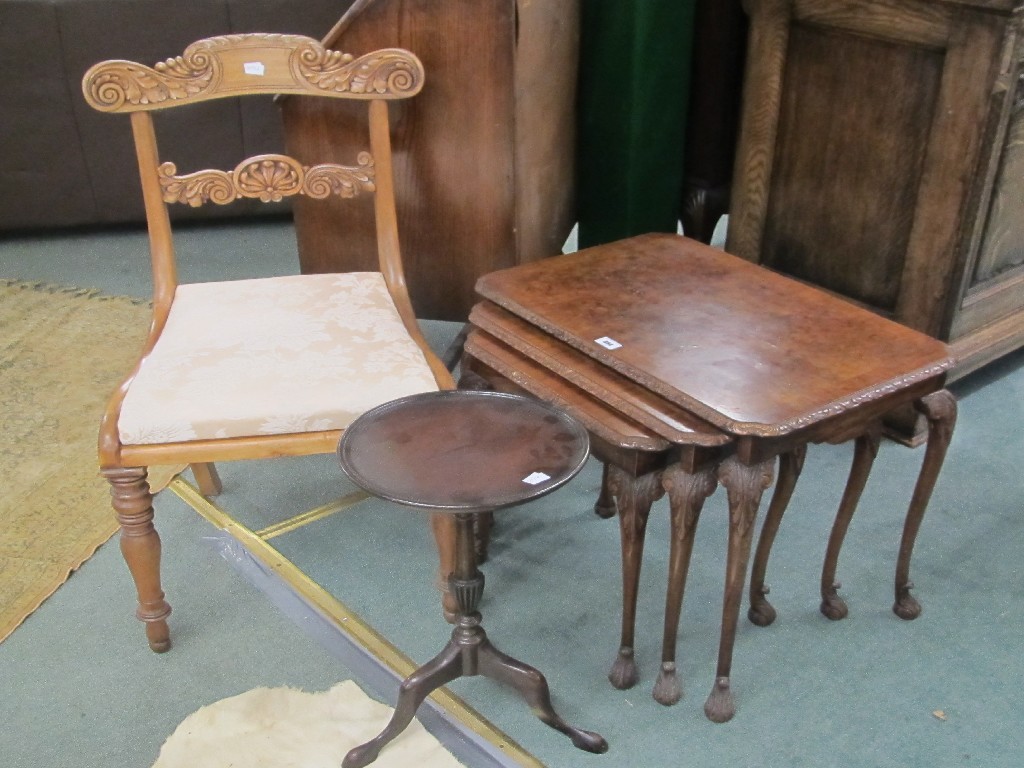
[1,221,1021,767]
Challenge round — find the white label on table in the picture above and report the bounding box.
[595,336,622,350]
[244,61,266,76]
[522,472,551,485]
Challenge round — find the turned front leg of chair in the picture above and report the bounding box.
[747,446,806,627]
[606,464,665,690]
[653,462,717,706]
[819,430,881,620]
[894,390,957,620]
[101,466,171,652]
[706,455,774,723]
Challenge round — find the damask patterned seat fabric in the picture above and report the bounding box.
[118,273,439,445]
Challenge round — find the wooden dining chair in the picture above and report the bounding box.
[82,33,455,652]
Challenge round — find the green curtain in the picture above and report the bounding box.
[576,1,698,248]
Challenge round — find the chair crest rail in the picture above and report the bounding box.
[82,33,424,112]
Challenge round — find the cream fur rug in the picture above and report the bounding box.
[153,681,465,768]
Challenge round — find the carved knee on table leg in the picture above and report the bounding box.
[102,466,171,652]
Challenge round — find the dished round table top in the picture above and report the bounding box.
[337,390,590,513]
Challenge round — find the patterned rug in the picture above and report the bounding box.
[0,281,179,643]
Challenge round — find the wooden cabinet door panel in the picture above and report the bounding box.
[729,0,1007,343]
[762,23,941,311]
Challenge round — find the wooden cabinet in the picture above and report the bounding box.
[727,0,1024,379]
[281,0,579,321]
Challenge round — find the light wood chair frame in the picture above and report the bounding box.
[83,33,455,652]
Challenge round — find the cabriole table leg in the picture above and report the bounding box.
[893,390,957,620]
[654,462,717,705]
[607,465,665,691]
[747,446,806,627]
[820,430,881,620]
[705,456,774,723]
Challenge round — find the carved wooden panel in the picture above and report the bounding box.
[947,31,1024,361]
[973,78,1024,284]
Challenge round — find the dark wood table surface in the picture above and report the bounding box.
[467,233,958,722]
[476,233,953,442]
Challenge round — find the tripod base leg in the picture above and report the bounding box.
[343,643,463,768]
[477,637,608,754]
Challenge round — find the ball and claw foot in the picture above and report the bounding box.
[704,677,736,723]
[893,581,922,620]
[820,581,849,621]
[747,584,777,627]
[608,646,638,690]
[652,662,682,706]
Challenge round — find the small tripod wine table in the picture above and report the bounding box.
[337,390,609,767]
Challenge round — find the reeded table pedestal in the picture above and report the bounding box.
[337,390,608,767]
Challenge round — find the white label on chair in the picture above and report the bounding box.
[522,472,551,485]
[595,336,622,350]
[244,62,266,76]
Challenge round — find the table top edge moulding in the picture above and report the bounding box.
[474,234,955,437]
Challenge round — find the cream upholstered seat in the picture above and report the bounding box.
[119,273,438,444]
[82,33,456,653]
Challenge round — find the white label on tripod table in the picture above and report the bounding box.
[595,336,622,350]
[522,472,551,485]
[244,62,266,76]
